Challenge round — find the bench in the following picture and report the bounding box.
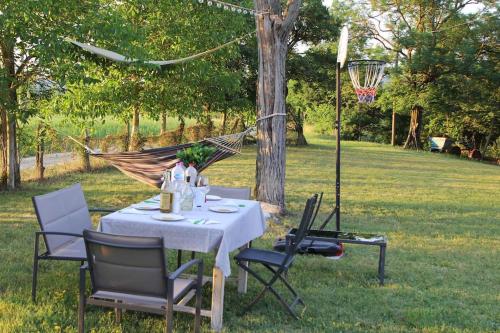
[288,228,387,285]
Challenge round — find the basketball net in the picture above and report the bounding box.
[348,60,386,103]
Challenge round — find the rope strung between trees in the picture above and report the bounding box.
[66,31,255,70]
[255,113,287,122]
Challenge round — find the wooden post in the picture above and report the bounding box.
[211,267,225,332]
[237,243,250,293]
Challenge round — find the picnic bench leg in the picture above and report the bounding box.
[238,243,249,294]
[378,244,386,285]
[211,267,225,332]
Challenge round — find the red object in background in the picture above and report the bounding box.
[468,149,482,160]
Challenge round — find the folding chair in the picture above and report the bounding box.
[234,194,318,319]
[79,230,204,333]
[31,183,116,302]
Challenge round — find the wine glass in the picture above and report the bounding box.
[195,175,210,207]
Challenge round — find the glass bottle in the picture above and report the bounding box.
[160,171,173,213]
[181,176,194,211]
[185,163,198,186]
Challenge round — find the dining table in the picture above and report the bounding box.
[99,194,267,331]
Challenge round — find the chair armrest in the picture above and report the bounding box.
[88,207,117,213]
[36,231,83,238]
[168,258,203,281]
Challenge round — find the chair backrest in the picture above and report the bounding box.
[285,194,318,259]
[208,186,251,200]
[83,230,167,299]
[32,183,92,253]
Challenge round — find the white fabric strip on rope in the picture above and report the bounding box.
[255,113,287,122]
[66,31,255,69]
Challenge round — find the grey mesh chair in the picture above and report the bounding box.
[208,185,251,200]
[31,183,115,302]
[234,194,318,319]
[79,230,203,333]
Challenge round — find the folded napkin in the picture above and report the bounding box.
[119,208,153,215]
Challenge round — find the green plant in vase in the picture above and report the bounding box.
[176,144,217,169]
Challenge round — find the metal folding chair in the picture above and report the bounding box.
[79,230,204,333]
[234,194,318,319]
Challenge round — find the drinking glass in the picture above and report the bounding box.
[196,175,210,207]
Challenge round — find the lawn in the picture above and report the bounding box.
[0,134,499,332]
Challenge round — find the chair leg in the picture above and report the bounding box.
[114,301,122,323]
[78,267,86,333]
[32,235,40,303]
[194,261,204,333]
[237,261,303,319]
[166,280,174,333]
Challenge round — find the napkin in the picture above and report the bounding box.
[119,208,152,215]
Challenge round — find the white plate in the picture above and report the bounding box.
[131,203,160,210]
[151,213,185,222]
[206,195,222,201]
[209,205,239,213]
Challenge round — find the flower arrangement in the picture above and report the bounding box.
[176,144,217,168]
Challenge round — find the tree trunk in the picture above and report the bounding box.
[7,96,20,189]
[295,120,308,145]
[129,106,140,151]
[391,111,396,146]
[254,0,301,214]
[2,42,20,189]
[221,110,228,135]
[404,106,423,149]
[35,122,46,180]
[0,107,7,189]
[81,129,91,172]
[160,111,167,135]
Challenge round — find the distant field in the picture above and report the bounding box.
[0,134,499,332]
[20,115,200,156]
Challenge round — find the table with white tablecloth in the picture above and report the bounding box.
[99,197,266,331]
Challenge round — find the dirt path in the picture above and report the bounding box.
[20,152,76,170]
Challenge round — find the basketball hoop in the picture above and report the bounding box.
[348,60,386,103]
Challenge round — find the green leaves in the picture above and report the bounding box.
[176,143,217,167]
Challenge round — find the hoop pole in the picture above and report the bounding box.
[335,61,341,231]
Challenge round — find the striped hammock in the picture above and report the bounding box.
[90,128,253,187]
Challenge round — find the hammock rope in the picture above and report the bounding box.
[66,31,255,70]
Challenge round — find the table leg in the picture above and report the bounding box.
[211,267,225,332]
[238,243,249,294]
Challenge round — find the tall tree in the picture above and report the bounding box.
[0,0,124,189]
[353,0,490,149]
[254,0,301,213]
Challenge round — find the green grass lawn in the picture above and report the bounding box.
[1,134,499,332]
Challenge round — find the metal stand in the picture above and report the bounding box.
[335,61,341,231]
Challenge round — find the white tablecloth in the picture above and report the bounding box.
[99,198,266,277]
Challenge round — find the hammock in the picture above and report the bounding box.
[67,31,254,70]
[90,128,253,188]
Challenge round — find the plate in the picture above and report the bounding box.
[131,203,160,210]
[209,205,239,213]
[206,195,222,201]
[151,213,185,222]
